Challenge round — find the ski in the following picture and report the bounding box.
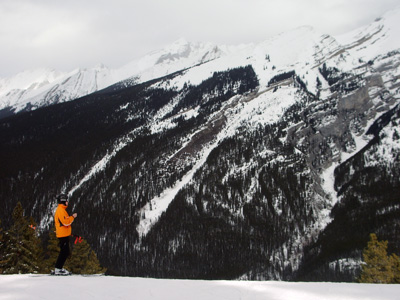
[50,269,72,276]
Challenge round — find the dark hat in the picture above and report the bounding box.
[57,193,68,204]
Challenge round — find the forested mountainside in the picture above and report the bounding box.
[1,10,400,281]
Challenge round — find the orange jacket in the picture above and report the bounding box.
[54,204,75,238]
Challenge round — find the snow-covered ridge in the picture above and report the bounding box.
[2,7,399,115]
[335,7,400,60]
[0,39,225,113]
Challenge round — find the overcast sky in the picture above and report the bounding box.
[0,0,399,77]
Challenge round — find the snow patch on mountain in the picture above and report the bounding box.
[137,137,220,237]
[365,115,400,168]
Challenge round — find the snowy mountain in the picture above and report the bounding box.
[0,8,400,281]
[0,39,224,117]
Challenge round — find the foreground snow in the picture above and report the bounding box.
[1,275,399,300]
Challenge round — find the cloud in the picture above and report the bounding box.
[0,0,398,77]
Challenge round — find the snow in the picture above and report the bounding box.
[332,7,400,77]
[0,68,65,95]
[1,275,399,300]
[225,86,296,131]
[364,119,400,168]
[137,137,220,236]
[321,163,339,204]
[68,138,128,197]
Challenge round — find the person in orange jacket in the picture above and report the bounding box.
[53,193,77,275]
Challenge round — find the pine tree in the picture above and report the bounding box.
[65,237,90,273]
[359,233,400,283]
[1,202,43,274]
[84,249,106,274]
[66,237,106,274]
[43,229,60,273]
[26,217,44,273]
[390,253,400,283]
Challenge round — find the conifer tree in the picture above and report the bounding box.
[359,233,400,283]
[390,253,400,283]
[26,217,44,273]
[84,249,106,274]
[65,237,90,273]
[1,202,42,274]
[66,237,106,274]
[43,229,60,273]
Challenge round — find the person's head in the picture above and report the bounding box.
[57,193,68,205]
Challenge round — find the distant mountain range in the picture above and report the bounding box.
[0,7,399,281]
[0,38,224,118]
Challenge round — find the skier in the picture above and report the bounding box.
[53,193,77,275]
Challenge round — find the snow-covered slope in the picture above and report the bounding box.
[1,275,400,300]
[335,8,400,62]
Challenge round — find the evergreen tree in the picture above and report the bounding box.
[390,253,400,283]
[66,237,106,274]
[359,233,400,283]
[65,237,90,273]
[84,249,106,274]
[43,229,59,273]
[1,202,42,274]
[26,217,44,273]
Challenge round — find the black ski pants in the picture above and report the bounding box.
[55,236,70,269]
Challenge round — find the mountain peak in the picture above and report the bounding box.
[0,68,65,96]
[156,39,193,64]
[170,37,190,47]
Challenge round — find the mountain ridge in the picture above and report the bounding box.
[0,39,225,116]
[2,6,398,118]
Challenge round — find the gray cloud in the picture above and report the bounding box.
[0,0,398,77]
